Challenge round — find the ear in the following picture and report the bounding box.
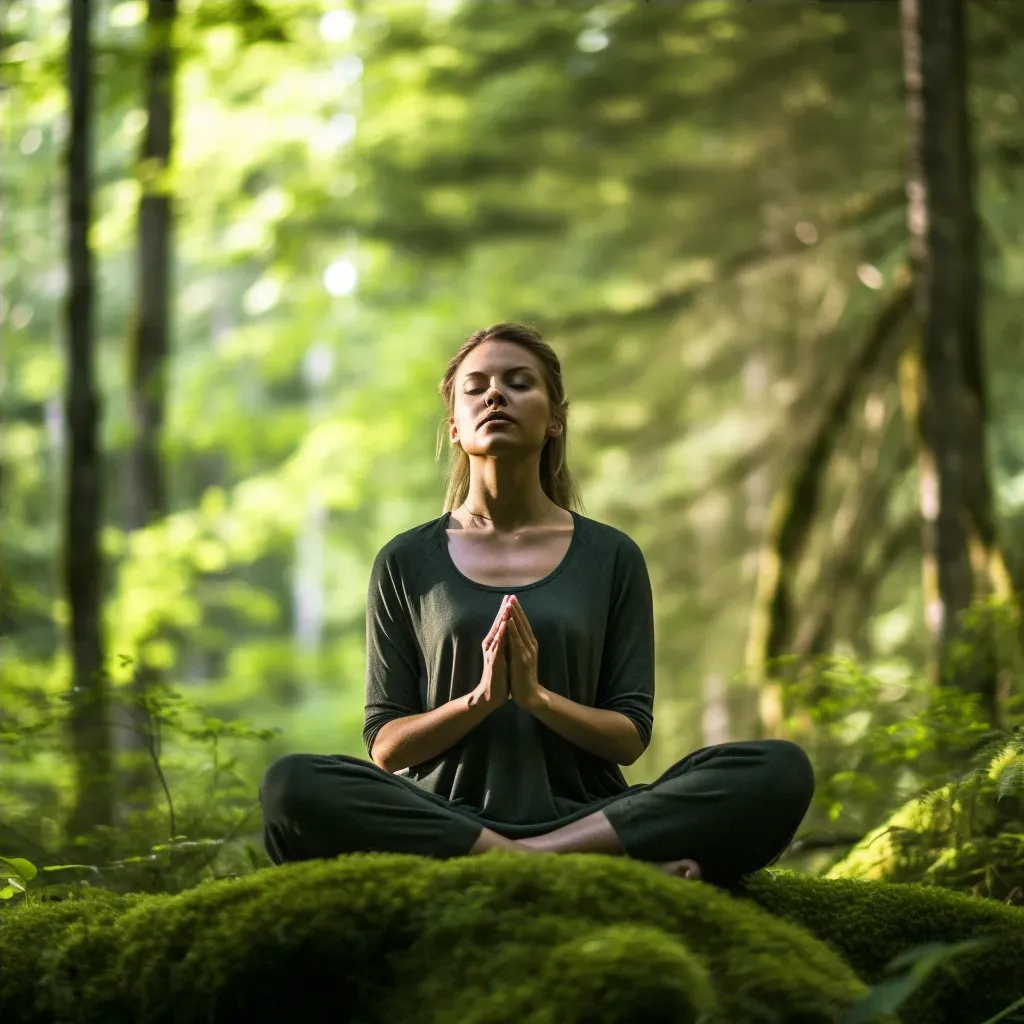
[449,417,460,445]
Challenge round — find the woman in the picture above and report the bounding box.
[260,322,814,887]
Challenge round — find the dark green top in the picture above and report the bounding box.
[362,510,655,828]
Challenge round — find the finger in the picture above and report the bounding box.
[489,619,507,654]
[509,599,534,642]
[506,616,521,653]
[509,596,525,622]
[486,597,511,643]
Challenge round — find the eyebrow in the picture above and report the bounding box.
[462,365,535,379]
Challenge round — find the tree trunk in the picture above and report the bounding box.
[747,275,912,738]
[65,0,114,837]
[121,0,178,813]
[900,0,1008,719]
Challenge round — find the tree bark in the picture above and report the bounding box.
[65,0,114,837]
[122,0,178,812]
[901,0,1010,714]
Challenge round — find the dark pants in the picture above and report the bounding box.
[260,739,814,886]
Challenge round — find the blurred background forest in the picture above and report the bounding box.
[3,0,1024,898]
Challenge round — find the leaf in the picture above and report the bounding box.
[41,863,102,875]
[977,994,1024,1024]
[0,887,16,899]
[0,857,38,880]
[841,936,997,1024]
[885,936,992,973]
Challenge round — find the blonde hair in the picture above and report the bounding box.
[435,322,585,514]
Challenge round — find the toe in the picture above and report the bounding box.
[657,858,702,881]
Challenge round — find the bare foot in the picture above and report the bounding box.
[655,858,702,880]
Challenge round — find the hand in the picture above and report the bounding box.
[470,594,513,712]
[506,596,543,711]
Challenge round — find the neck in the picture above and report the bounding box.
[461,465,555,531]
[462,489,557,532]
[461,494,554,531]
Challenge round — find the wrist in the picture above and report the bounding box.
[524,685,549,716]
[466,684,498,716]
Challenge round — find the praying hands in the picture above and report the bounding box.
[504,596,543,712]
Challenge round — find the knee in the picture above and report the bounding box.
[762,739,815,807]
[260,753,316,822]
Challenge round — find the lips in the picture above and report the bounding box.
[480,413,515,427]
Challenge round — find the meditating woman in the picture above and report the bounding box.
[260,322,815,887]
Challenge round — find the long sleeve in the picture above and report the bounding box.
[362,546,424,759]
[594,537,655,752]
[355,512,651,828]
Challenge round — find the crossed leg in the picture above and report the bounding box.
[473,739,816,885]
[514,810,702,879]
[261,740,813,886]
[470,812,701,878]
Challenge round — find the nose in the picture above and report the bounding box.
[484,382,508,407]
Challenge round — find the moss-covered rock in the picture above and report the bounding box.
[743,868,1024,1024]
[1,853,1021,1024]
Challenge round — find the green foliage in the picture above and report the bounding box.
[827,731,1024,903]
[771,633,1024,903]
[0,664,275,895]
[6,0,1024,809]
[777,644,1018,824]
[0,856,37,899]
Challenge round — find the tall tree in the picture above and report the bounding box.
[121,0,178,812]
[746,276,912,737]
[65,0,114,836]
[900,0,1009,719]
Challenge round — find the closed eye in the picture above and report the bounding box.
[466,384,530,394]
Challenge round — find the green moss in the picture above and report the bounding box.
[383,915,715,1024]
[1,853,869,1024]
[0,887,138,1022]
[10,853,1021,1024]
[372,854,865,1024]
[743,868,1024,1024]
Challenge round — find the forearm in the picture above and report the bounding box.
[371,691,492,773]
[527,687,644,766]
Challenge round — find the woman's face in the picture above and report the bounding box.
[449,340,560,457]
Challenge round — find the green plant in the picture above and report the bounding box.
[0,656,278,898]
[0,856,37,900]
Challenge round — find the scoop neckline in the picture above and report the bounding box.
[440,509,580,593]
